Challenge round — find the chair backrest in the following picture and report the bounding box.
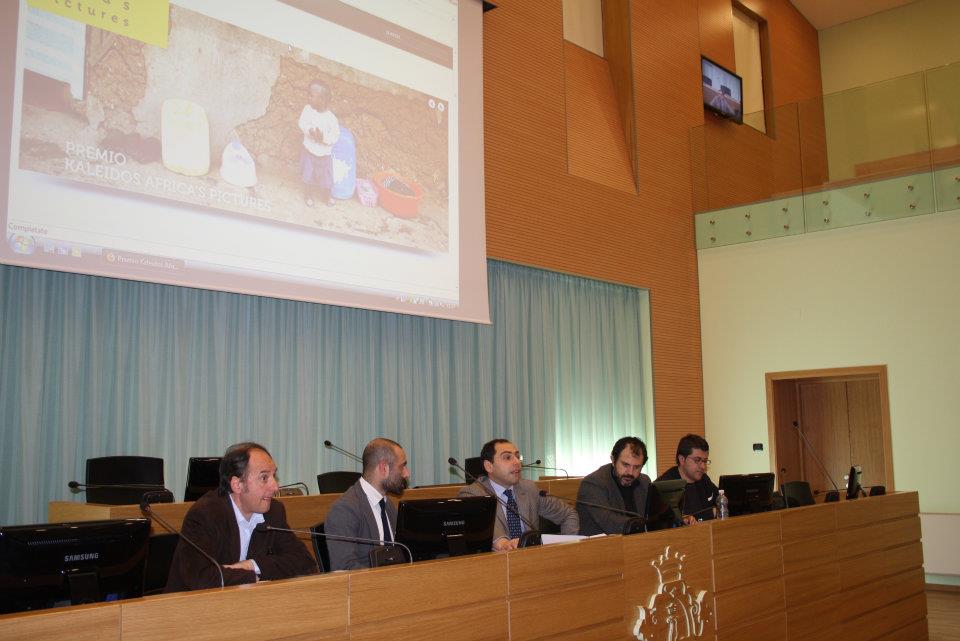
[85,456,165,505]
[310,522,331,573]
[316,471,362,494]
[184,456,222,502]
[464,457,484,483]
[781,480,816,508]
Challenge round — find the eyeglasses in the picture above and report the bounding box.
[687,457,711,466]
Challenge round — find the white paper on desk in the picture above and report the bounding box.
[541,534,595,545]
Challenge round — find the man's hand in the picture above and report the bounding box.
[224,560,257,572]
[493,537,520,552]
[682,515,698,526]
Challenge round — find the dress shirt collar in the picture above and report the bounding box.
[228,494,265,562]
[359,476,391,541]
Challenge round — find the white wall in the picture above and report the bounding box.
[698,210,960,516]
[818,0,960,94]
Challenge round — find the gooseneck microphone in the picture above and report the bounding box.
[277,481,310,496]
[521,463,570,478]
[791,421,841,502]
[323,440,363,465]
[448,457,541,547]
[140,491,224,588]
[549,492,646,534]
[68,480,168,492]
[255,524,412,569]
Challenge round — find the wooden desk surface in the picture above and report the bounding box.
[18,492,928,641]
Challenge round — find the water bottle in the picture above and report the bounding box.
[718,489,729,520]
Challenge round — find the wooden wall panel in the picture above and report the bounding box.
[483,0,823,471]
[562,42,635,193]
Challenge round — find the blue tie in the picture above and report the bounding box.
[504,488,522,539]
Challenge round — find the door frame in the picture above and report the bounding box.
[764,365,894,490]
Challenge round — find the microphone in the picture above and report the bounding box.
[548,492,646,535]
[140,491,224,588]
[791,421,841,502]
[448,457,541,547]
[276,482,310,496]
[255,524,412,570]
[521,464,570,478]
[323,440,363,465]
[68,480,169,492]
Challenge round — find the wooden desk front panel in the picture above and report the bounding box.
[19,492,927,641]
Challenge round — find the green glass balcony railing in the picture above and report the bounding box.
[692,61,960,249]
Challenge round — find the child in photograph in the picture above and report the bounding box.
[298,78,340,207]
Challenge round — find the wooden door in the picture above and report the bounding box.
[798,380,851,494]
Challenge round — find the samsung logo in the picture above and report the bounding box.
[442,519,465,527]
[65,552,99,562]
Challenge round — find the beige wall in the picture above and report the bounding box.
[698,210,960,573]
[818,0,960,95]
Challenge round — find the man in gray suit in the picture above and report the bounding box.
[459,439,578,551]
[325,438,409,570]
[576,436,652,536]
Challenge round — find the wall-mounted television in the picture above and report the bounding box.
[701,56,743,124]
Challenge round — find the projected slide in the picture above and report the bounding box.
[2,0,490,322]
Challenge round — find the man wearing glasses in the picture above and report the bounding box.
[655,434,719,524]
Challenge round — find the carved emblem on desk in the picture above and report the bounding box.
[633,546,713,641]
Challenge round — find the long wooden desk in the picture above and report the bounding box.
[47,478,586,538]
[10,491,927,641]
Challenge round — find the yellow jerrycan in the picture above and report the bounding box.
[161,98,210,176]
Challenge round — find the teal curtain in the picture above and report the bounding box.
[0,260,650,525]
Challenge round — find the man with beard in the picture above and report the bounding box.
[458,439,578,551]
[165,442,318,592]
[655,433,719,524]
[325,438,410,570]
[576,436,654,536]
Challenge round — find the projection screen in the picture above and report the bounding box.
[1,0,490,323]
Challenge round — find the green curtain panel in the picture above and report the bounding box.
[0,260,650,525]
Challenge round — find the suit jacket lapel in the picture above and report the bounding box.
[221,495,242,562]
[357,483,382,539]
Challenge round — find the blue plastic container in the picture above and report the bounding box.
[331,126,356,200]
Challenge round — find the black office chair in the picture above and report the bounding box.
[781,481,816,508]
[85,455,167,505]
[316,471,361,494]
[183,456,221,502]
[310,522,331,573]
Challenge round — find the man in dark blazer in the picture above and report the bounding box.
[324,438,409,570]
[458,439,578,550]
[165,442,317,592]
[577,436,652,535]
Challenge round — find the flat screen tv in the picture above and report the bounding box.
[701,56,743,124]
[0,518,150,613]
[719,473,776,516]
[395,496,496,561]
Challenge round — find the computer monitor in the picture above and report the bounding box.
[651,479,687,525]
[184,456,222,501]
[395,496,496,561]
[719,473,776,516]
[0,518,150,613]
[85,456,166,505]
[646,481,683,531]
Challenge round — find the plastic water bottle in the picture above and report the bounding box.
[718,489,729,520]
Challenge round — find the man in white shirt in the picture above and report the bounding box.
[325,438,410,570]
[165,442,317,592]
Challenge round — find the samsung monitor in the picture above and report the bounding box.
[395,496,496,561]
[701,56,743,124]
[645,481,682,531]
[719,473,776,516]
[0,518,150,613]
[85,456,166,505]
[184,456,222,502]
[651,479,687,526]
